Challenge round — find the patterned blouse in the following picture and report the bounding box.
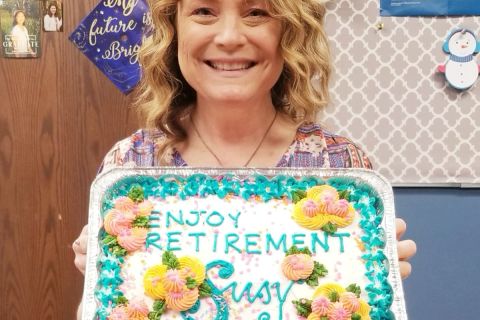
[99,123,372,173]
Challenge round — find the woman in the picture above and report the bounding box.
[10,10,33,54]
[73,0,416,316]
[44,2,62,32]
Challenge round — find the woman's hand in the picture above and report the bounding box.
[396,218,417,279]
[73,225,88,275]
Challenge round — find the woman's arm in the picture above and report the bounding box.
[73,225,88,320]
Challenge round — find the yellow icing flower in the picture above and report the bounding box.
[311,283,371,320]
[306,185,339,202]
[178,256,206,284]
[143,265,168,299]
[357,300,371,319]
[292,187,355,230]
[312,283,346,299]
[306,313,322,320]
[281,254,314,280]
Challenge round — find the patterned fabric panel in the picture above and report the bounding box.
[99,123,373,173]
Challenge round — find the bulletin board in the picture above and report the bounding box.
[319,0,480,186]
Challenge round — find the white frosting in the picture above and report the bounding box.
[118,195,369,319]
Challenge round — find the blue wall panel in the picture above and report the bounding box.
[393,188,480,319]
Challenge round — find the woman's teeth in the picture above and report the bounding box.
[208,61,254,71]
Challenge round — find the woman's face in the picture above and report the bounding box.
[176,0,284,106]
[50,5,57,15]
[15,12,25,25]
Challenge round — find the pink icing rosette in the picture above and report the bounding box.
[162,269,187,293]
[108,305,129,320]
[327,199,350,218]
[311,296,330,316]
[114,196,136,211]
[302,199,320,217]
[339,292,360,313]
[281,254,314,281]
[117,227,148,252]
[104,209,135,236]
[136,200,153,216]
[165,287,199,311]
[126,298,149,319]
[327,302,352,320]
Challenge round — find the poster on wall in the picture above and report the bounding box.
[42,0,63,32]
[69,0,153,93]
[0,1,41,58]
[381,0,480,16]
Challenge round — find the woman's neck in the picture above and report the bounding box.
[177,98,300,167]
[192,97,277,143]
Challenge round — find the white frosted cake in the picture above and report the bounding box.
[83,168,406,320]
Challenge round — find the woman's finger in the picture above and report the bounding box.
[395,218,407,240]
[397,239,417,261]
[399,261,412,279]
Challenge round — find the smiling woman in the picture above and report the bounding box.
[73,0,416,317]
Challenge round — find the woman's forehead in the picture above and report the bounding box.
[179,0,268,6]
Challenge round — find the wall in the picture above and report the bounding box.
[0,1,136,318]
[321,0,480,184]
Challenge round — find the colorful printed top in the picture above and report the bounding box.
[99,123,372,172]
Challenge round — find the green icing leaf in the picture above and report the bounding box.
[285,246,312,256]
[114,296,128,305]
[305,261,328,287]
[111,245,127,257]
[292,299,312,317]
[102,235,127,257]
[305,276,319,287]
[148,311,162,320]
[149,300,166,319]
[351,313,361,320]
[321,222,337,235]
[320,317,328,320]
[186,277,197,289]
[328,291,339,302]
[162,251,180,270]
[102,234,118,246]
[313,261,328,277]
[128,185,145,203]
[338,189,351,200]
[133,216,150,228]
[153,300,166,313]
[291,190,307,204]
[346,284,362,298]
[199,282,212,298]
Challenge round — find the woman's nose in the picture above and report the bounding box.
[213,16,247,50]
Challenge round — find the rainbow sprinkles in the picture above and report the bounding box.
[83,168,407,320]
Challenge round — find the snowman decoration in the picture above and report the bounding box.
[438,28,480,90]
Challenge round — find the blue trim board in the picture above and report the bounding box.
[393,188,480,319]
[381,0,480,16]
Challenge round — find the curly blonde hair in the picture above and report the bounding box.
[135,0,331,163]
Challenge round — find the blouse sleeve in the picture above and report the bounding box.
[324,132,373,170]
[97,136,136,174]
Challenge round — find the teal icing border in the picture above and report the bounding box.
[95,173,393,320]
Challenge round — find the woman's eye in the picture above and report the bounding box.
[248,8,269,17]
[192,7,213,16]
